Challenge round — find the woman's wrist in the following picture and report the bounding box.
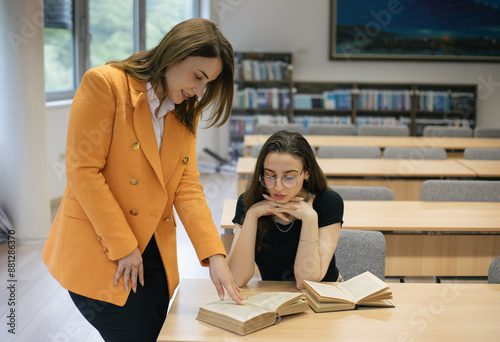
[301,210,318,225]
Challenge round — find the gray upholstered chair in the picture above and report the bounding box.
[474,127,500,138]
[254,123,305,135]
[250,144,263,158]
[252,143,315,158]
[463,148,500,160]
[335,229,386,281]
[330,186,394,201]
[420,180,500,202]
[422,126,473,138]
[383,147,447,160]
[317,145,381,159]
[358,125,410,137]
[488,257,500,284]
[307,124,356,136]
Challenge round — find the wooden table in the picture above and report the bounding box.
[237,157,478,200]
[220,200,500,277]
[456,159,500,178]
[158,279,500,342]
[244,135,500,158]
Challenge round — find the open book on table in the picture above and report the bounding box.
[196,292,308,335]
[303,271,394,312]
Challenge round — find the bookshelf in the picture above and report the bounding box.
[229,52,478,147]
[288,81,477,136]
[231,52,293,143]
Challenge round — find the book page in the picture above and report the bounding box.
[303,280,353,303]
[244,292,303,312]
[337,272,388,303]
[199,300,268,323]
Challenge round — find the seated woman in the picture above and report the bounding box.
[228,130,344,289]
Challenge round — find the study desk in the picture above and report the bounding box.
[220,200,500,277]
[236,157,478,200]
[456,159,500,178]
[244,135,500,158]
[158,279,500,342]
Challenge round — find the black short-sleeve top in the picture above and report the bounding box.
[232,190,344,282]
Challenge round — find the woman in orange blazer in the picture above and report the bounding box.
[42,18,244,341]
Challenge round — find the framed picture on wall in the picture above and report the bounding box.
[330,0,500,61]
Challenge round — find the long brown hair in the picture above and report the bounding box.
[243,130,328,252]
[107,18,234,134]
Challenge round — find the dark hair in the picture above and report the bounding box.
[107,18,234,134]
[242,130,328,252]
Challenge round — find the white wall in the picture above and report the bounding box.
[45,101,71,200]
[0,0,51,241]
[211,0,500,127]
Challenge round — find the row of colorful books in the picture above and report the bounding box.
[234,59,291,81]
[233,87,291,109]
[230,114,289,136]
[230,114,354,136]
[417,91,475,112]
[356,115,411,128]
[294,115,352,131]
[294,89,353,110]
[357,89,412,111]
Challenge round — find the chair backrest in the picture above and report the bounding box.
[422,126,473,138]
[307,124,356,136]
[463,148,500,160]
[358,125,410,137]
[474,127,500,138]
[330,186,394,201]
[317,145,381,159]
[383,147,447,160]
[251,143,315,158]
[255,123,305,135]
[335,229,386,281]
[250,144,263,158]
[420,180,500,202]
[488,257,500,284]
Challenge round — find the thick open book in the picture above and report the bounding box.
[303,271,394,312]
[196,292,308,335]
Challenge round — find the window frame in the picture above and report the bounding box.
[45,0,199,102]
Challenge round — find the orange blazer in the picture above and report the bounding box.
[42,65,226,306]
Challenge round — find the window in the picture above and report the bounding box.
[44,0,199,101]
[146,0,197,49]
[44,0,74,95]
[89,0,135,69]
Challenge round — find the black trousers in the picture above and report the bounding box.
[69,237,169,342]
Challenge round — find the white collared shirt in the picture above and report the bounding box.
[146,82,175,151]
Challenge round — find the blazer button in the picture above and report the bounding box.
[132,142,140,150]
[97,236,102,241]
[175,189,181,195]
[130,210,138,216]
[183,157,189,164]
[103,248,108,253]
[164,217,172,222]
[130,178,138,185]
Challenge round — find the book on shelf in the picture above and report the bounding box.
[234,86,290,109]
[357,89,412,111]
[196,292,308,336]
[303,271,394,313]
[235,58,290,81]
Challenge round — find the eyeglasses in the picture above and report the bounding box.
[259,169,305,189]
